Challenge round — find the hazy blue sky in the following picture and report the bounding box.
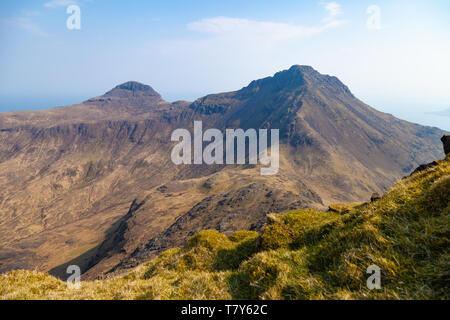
[0,0,449,130]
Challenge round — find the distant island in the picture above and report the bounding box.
[427,108,450,117]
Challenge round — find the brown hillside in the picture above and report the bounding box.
[0,66,445,279]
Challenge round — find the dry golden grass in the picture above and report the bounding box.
[1,156,448,300]
[328,202,366,214]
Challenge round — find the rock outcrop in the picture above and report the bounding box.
[370,193,381,202]
[442,135,450,155]
[410,161,439,176]
[407,135,449,177]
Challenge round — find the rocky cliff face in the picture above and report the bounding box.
[0,66,446,279]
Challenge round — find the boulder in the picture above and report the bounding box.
[370,193,381,202]
[441,135,450,155]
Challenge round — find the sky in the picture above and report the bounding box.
[0,0,449,130]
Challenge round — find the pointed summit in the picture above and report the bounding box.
[287,64,318,74]
[243,65,309,92]
[242,65,352,98]
[241,65,331,95]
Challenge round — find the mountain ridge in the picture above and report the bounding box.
[0,65,446,280]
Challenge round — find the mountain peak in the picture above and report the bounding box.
[115,81,153,92]
[287,65,317,73]
[280,65,353,96]
[104,81,162,100]
[241,65,323,94]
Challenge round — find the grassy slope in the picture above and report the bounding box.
[1,155,449,300]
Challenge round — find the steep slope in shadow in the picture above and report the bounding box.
[49,199,145,279]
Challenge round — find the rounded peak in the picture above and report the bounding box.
[114,81,154,92]
[103,81,163,100]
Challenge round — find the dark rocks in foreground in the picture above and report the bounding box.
[441,135,450,155]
